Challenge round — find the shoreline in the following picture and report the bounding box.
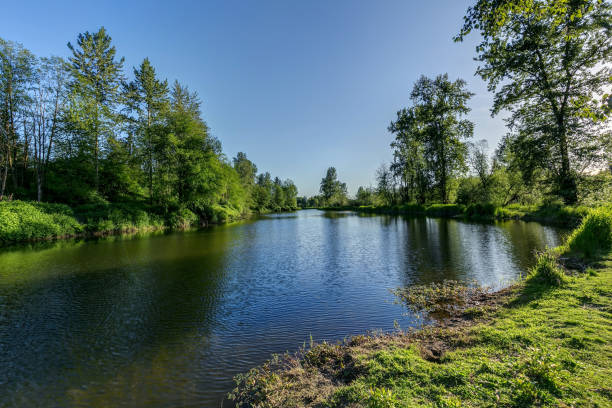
[316,203,593,228]
[0,200,298,248]
[229,207,612,407]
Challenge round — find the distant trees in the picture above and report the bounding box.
[0,28,298,220]
[320,167,348,206]
[389,74,474,203]
[457,0,612,204]
[376,164,396,206]
[355,186,377,206]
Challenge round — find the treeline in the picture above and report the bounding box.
[303,1,611,209]
[0,28,297,228]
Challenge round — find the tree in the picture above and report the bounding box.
[390,74,474,203]
[0,38,36,198]
[233,152,258,207]
[30,56,69,201]
[124,58,169,202]
[282,179,298,210]
[469,139,491,194]
[376,164,396,205]
[389,109,430,204]
[355,186,377,206]
[67,27,124,191]
[320,166,347,206]
[457,0,612,204]
[254,172,273,211]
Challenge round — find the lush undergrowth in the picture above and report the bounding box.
[0,201,83,243]
[320,202,595,227]
[0,200,249,245]
[230,207,612,407]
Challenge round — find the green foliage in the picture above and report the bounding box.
[565,207,612,258]
[527,250,566,287]
[320,167,348,207]
[424,204,464,217]
[0,200,82,243]
[0,29,299,242]
[167,207,198,229]
[74,202,164,232]
[457,0,612,204]
[464,202,496,218]
[389,74,473,204]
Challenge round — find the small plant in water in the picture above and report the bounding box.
[392,280,488,318]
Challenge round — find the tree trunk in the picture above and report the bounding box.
[557,119,577,204]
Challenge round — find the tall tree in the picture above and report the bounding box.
[376,164,396,206]
[124,58,168,202]
[457,0,612,203]
[390,74,473,203]
[320,167,347,206]
[469,139,491,193]
[67,27,124,192]
[233,151,258,207]
[0,38,35,198]
[30,56,69,201]
[389,109,430,204]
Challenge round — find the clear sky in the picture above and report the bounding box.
[1,0,507,197]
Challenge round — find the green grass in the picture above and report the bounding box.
[231,258,612,407]
[563,207,612,259]
[231,206,612,407]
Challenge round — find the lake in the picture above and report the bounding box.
[0,210,564,407]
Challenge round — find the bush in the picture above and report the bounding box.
[425,204,464,217]
[168,207,199,229]
[465,202,496,218]
[528,250,565,286]
[0,200,83,243]
[565,207,612,258]
[75,202,164,233]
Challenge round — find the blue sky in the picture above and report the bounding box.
[2,0,506,197]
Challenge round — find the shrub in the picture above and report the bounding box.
[565,207,612,258]
[465,202,496,218]
[527,250,565,286]
[168,207,199,229]
[425,204,464,217]
[0,200,82,243]
[75,202,164,233]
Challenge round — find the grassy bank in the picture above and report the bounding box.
[0,200,248,245]
[319,203,596,228]
[230,207,612,407]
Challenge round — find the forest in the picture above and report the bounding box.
[0,29,298,242]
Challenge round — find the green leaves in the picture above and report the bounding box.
[458,0,612,204]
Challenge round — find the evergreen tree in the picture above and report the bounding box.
[66,27,124,192]
[124,58,169,202]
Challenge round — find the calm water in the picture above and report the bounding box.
[0,210,564,407]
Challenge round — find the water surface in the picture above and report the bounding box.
[0,210,564,407]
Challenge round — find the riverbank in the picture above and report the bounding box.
[0,200,258,246]
[230,208,612,407]
[319,203,595,228]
